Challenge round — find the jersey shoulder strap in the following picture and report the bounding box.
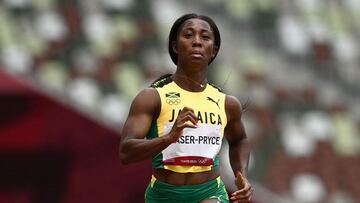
[150,74,173,88]
[208,82,224,93]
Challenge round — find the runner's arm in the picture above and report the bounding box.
[224,95,250,176]
[119,88,198,164]
[119,88,171,164]
[225,95,253,202]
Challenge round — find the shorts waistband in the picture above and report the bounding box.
[146,175,228,202]
[150,175,221,189]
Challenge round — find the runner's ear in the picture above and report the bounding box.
[172,41,178,54]
[211,45,219,58]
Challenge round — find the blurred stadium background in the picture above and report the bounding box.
[0,0,360,202]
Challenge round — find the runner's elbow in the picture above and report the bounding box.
[119,145,131,164]
[119,152,131,165]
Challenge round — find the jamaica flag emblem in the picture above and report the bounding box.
[165,92,181,105]
[166,92,180,98]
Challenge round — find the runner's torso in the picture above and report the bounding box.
[148,75,227,185]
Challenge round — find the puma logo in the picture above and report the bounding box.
[207,96,220,109]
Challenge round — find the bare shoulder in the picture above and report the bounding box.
[135,88,159,99]
[225,95,242,120]
[129,87,160,116]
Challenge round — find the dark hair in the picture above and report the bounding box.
[168,13,221,65]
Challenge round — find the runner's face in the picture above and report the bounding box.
[175,18,217,66]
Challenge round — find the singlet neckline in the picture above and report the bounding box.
[171,76,209,94]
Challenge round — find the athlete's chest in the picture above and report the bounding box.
[160,90,225,125]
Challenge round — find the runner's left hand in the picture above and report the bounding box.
[230,171,253,203]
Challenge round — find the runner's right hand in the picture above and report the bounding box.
[167,107,198,143]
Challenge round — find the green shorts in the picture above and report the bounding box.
[145,175,229,203]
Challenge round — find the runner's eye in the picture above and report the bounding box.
[202,35,210,40]
[184,33,192,38]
